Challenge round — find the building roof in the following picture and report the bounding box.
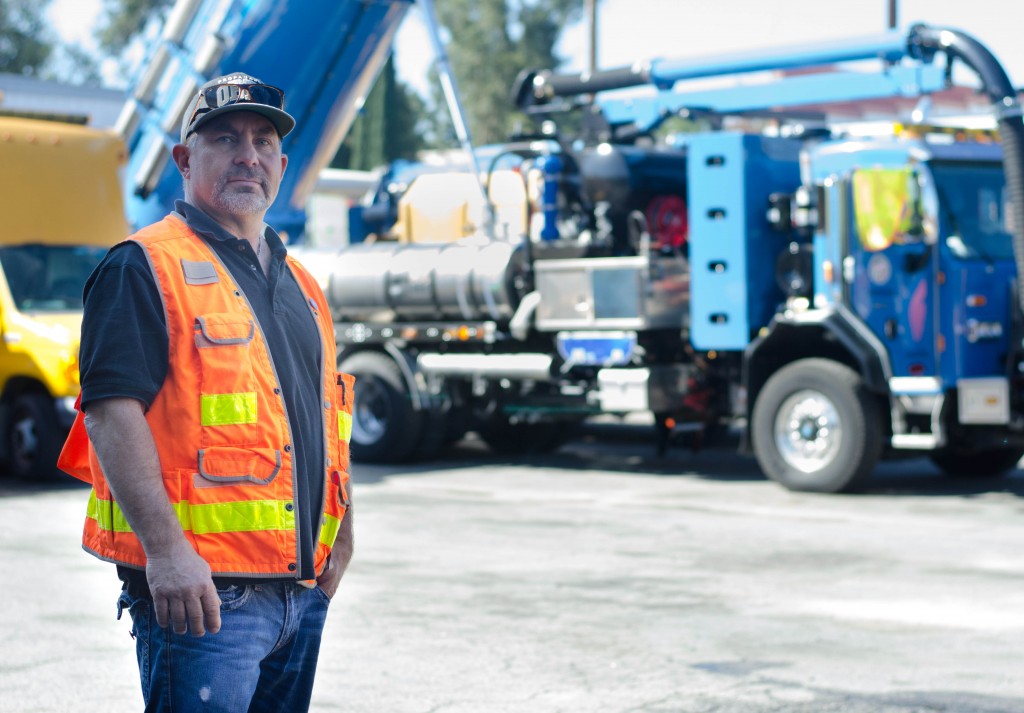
[0,73,125,128]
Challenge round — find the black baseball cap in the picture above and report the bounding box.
[180,73,296,144]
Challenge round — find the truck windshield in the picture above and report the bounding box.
[0,244,108,312]
[930,161,1013,261]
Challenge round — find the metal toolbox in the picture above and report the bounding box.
[533,255,689,331]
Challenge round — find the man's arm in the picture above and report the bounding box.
[84,397,221,636]
[316,482,353,599]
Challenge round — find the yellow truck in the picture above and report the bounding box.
[0,116,127,479]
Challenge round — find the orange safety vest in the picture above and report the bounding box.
[58,214,353,579]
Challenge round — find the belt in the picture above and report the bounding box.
[117,566,295,598]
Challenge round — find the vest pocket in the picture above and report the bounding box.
[335,372,355,473]
[195,314,259,447]
[196,446,282,486]
[182,447,293,571]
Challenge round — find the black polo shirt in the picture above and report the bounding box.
[79,200,325,583]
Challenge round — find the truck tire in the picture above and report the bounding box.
[339,352,422,464]
[929,447,1024,478]
[751,359,883,493]
[5,392,62,481]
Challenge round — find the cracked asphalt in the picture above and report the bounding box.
[2,431,1023,712]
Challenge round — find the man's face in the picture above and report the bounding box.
[178,111,288,222]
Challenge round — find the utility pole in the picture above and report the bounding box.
[586,0,598,73]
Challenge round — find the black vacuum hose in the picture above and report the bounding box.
[909,24,1024,314]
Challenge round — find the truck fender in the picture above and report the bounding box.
[338,343,428,412]
[742,305,892,448]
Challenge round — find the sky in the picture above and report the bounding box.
[395,0,1024,96]
[46,0,1024,97]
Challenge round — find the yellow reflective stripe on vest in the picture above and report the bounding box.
[338,411,352,442]
[87,489,133,532]
[319,513,342,547]
[187,500,295,534]
[201,392,257,426]
[87,491,294,535]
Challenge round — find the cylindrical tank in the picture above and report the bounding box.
[327,240,524,322]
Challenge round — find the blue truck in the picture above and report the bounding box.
[119,1,1024,492]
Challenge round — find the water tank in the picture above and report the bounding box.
[327,240,525,322]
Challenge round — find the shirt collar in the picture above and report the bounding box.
[174,199,285,254]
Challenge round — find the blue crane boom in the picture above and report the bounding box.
[117,0,414,240]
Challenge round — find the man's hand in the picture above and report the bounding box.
[86,398,221,637]
[146,542,221,636]
[316,550,344,600]
[317,493,354,600]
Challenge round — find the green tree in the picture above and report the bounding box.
[0,0,54,76]
[426,0,583,146]
[46,43,103,85]
[332,56,427,170]
[95,0,172,55]
[0,0,102,86]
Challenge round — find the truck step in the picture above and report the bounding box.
[890,433,942,449]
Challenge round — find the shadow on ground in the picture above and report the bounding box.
[6,420,1021,500]
[352,421,1024,499]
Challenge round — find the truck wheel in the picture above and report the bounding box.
[339,352,422,464]
[752,359,883,493]
[929,447,1023,478]
[6,392,62,481]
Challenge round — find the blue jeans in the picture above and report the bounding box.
[117,581,331,712]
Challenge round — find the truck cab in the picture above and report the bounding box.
[743,129,1024,490]
[829,136,1018,456]
[0,116,128,479]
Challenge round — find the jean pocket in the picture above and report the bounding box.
[117,588,149,622]
[215,584,253,612]
[117,590,151,683]
[313,585,332,606]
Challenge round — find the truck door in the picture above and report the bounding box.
[847,167,938,378]
[928,160,1016,381]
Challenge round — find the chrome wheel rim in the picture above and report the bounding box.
[11,412,39,468]
[352,377,390,445]
[774,390,842,473]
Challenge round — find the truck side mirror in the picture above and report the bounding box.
[766,192,792,233]
[775,241,814,298]
[766,186,818,237]
[852,167,924,251]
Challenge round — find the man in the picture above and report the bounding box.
[58,73,355,713]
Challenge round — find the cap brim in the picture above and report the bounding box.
[183,103,296,144]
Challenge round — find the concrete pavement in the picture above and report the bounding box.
[1,437,1023,712]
